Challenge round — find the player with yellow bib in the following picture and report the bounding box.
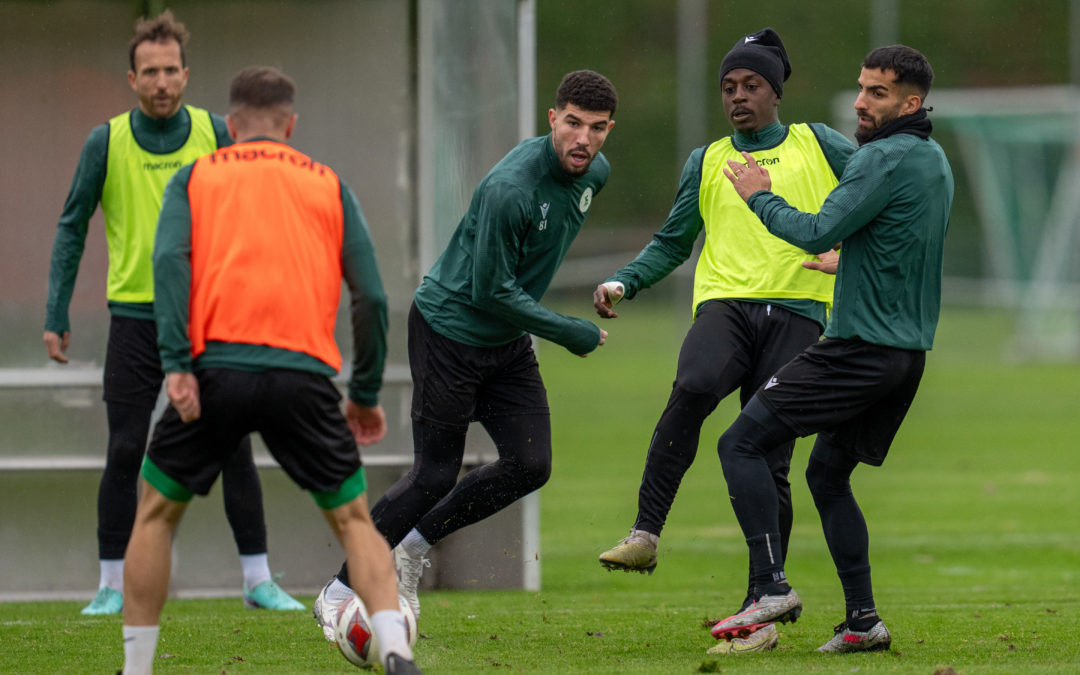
[43,10,300,616]
[593,28,856,655]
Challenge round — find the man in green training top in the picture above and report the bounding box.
[43,10,301,614]
[312,70,618,640]
[593,28,855,655]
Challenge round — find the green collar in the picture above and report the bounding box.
[732,121,787,152]
[130,106,192,154]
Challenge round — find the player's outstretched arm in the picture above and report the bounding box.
[592,281,624,318]
[345,401,386,446]
[43,330,71,364]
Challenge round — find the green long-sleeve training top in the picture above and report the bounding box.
[414,134,609,356]
[749,131,954,351]
[154,156,389,407]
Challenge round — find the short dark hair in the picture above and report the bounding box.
[229,66,296,111]
[555,70,618,117]
[129,10,188,71]
[862,45,934,99]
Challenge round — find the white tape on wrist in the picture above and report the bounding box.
[602,281,625,305]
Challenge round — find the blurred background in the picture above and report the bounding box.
[534,0,1080,357]
[1,0,1078,597]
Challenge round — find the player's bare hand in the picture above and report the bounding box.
[166,372,201,422]
[346,400,387,446]
[43,330,70,364]
[723,151,771,201]
[803,249,839,275]
[593,282,624,318]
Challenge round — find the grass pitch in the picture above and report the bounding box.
[1,301,1078,673]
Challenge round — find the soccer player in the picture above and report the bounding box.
[709,44,952,653]
[43,10,300,615]
[120,66,419,675]
[312,70,618,638]
[593,28,855,654]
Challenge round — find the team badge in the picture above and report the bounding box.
[578,187,593,213]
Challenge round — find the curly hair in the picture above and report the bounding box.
[862,45,934,99]
[129,10,189,71]
[555,70,618,117]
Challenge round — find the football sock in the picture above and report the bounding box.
[100,558,124,592]
[335,560,350,587]
[758,579,792,597]
[839,564,874,620]
[371,609,413,665]
[400,529,432,558]
[239,553,272,589]
[121,625,159,675]
[848,607,880,632]
[745,532,786,590]
[630,529,659,546]
[326,577,355,604]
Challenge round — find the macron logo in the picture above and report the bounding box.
[744,35,759,43]
[764,377,779,390]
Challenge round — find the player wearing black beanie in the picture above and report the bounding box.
[719,27,791,97]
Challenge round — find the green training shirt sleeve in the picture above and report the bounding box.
[808,123,856,180]
[44,124,108,334]
[152,164,196,373]
[748,145,892,253]
[210,113,232,149]
[340,182,388,407]
[471,182,601,355]
[607,147,705,299]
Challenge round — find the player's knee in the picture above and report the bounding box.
[666,383,720,420]
[805,457,850,500]
[516,452,551,491]
[716,413,766,463]
[106,432,147,467]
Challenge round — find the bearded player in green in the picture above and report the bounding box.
[313,70,619,640]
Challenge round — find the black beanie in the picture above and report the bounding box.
[719,27,791,97]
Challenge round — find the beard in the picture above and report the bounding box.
[854,104,903,143]
[556,146,593,176]
[854,116,879,143]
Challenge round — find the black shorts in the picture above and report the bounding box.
[144,368,364,508]
[408,302,548,431]
[675,300,822,403]
[755,337,925,466]
[103,315,163,407]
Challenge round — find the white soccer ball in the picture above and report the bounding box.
[335,596,378,667]
[334,595,418,668]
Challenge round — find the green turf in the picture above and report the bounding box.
[1,302,1077,673]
